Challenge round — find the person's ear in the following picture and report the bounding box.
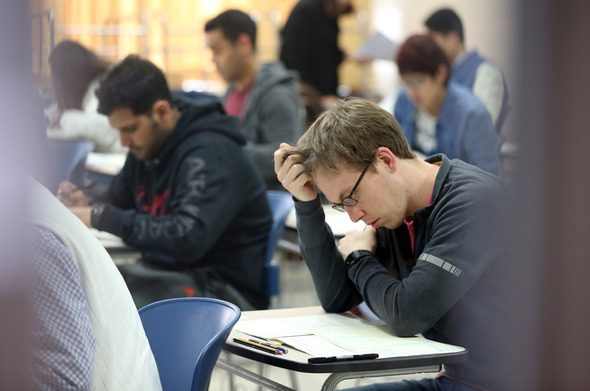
[375,147,397,173]
[236,33,253,54]
[449,30,462,46]
[435,64,448,85]
[151,100,171,123]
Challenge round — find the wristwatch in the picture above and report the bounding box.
[90,203,106,227]
[345,250,373,269]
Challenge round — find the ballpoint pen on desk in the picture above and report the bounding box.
[248,338,288,354]
[233,338,283,355]
[308,353,379,364]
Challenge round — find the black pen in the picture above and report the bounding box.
[74,183,98,192]
[57,182,97,197]
[308,353,379,364]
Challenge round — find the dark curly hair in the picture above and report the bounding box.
[95,55,173,116]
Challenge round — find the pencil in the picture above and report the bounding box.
[233,338,281,355]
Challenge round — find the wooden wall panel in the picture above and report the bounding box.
[33,0,369,93]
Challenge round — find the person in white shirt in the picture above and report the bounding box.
[424,8,509,133]
[46,40,127,153]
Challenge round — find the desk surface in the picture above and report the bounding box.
[223,306,467,374]
[91,229,141,260]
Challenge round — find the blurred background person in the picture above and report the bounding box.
[393,34,502,175]
[280,0,354,118]
[425,8,509,133]
[205,9,303,190]
[46,40,127,153]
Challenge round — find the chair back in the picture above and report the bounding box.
[47,139,94,187]
[265,191,295,298]
[139,297,241,391]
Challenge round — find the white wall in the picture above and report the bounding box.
[369,0,517,103]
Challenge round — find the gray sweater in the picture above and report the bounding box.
[224,62,304,189]
[296,154,513,390]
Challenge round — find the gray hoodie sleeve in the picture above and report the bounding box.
[242,64,304,182]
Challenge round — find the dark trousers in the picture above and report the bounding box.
[118,262,255,311]
[344,376,482,391]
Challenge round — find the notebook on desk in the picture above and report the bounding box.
[235,313,465,358]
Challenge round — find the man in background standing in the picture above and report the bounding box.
[425,8,509,133]
[280,0,354,114]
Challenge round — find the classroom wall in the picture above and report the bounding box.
[30,0,515,114]
[30,0,371,94]
[368,0,517,101]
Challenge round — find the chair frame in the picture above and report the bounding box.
[139,297,241,391]
[265,191,295,306]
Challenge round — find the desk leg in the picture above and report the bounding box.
[320,365,441,391]
[216,358,296,391]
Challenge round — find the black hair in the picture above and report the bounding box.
[424,8,464,43]
[204,9,257,50]
[95,55,173,116]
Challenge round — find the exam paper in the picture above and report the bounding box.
[278,335,354,357]
[234,313,367,339]
[235,313,465,358]
[313,325,465,358]
[354,31,398,61]
[90,229,126,247]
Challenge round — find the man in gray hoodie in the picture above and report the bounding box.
[205,9,304,190]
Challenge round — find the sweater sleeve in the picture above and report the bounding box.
[472,62,505,126]
[461,110,502,175]
[94,143,246,266]
[53,109,126,153]
[349,182,508,337]
[244,82,303,182]
[296,198,364,312]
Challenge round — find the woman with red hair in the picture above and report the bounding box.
[393,34,502,175]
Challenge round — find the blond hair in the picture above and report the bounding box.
[291,97,414,174]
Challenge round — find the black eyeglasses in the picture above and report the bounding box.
[332,162,371,212]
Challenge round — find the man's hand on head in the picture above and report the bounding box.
[274,142,318,202]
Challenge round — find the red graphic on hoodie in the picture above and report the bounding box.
[137,186,171,216]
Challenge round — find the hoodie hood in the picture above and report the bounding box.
[156,96,246,164]
[246,62,298,105]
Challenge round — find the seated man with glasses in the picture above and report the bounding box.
[274,97,513,391]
